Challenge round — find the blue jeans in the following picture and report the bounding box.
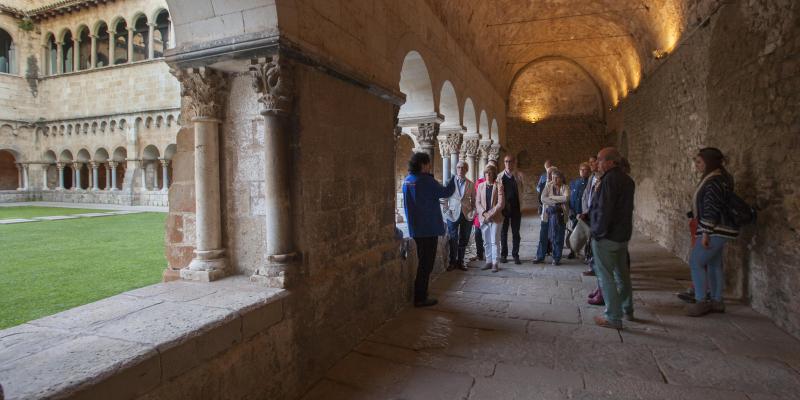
[535,219,550,261]
[689,236,728,302]
[592,238,633,324]
[447,214,473,264]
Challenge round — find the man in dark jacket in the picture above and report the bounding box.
[500,155,525,264]
[403,152,456,307]
[589,147,635,329]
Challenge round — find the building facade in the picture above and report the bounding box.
[0,0,179,206]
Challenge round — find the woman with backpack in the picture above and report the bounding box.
[686,147,739,317]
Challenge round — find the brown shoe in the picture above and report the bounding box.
[710,301,725,313]
[687,301,712,317]
[593,316,622,329]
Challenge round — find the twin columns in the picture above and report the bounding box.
[172,55,296,286]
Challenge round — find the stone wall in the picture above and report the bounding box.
[610,0,800,337]
[152,61,424,399]
[504,116,608,208]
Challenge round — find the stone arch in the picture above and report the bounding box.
[76,148,91,163]
[76,25,91,71]
[491,119,499,142]
[142,144,160,160]
[508,56,607,122]
[59,149,73,163]
[110,17,129,64]
[131,12,149,62]
[43,150,57,189]
[398,51,435,118]
[44,32,57,75]
[112,147,127,162]
[152,9,172,55]
[145,116,153,129]
[0,149,18,190]
[95,20,110,67]
[479,110,490,140]
[463,98,477,133]
[94,147,109,162]
[163,143,177,159]
[438,80,461,128]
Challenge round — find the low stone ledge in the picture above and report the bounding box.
[0,276,287,400]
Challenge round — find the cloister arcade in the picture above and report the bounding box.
[41,8,171,75]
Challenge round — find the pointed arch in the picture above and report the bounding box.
[398,51,435,118]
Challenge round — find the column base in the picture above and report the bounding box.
[250,252,299,289]
[182,249,228,282]
[181,268,227,282]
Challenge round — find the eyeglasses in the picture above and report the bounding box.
[504,160,513,163]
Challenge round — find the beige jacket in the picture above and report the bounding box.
[476,180,505,225]
[444,177,476,222]
[541,181,570,221]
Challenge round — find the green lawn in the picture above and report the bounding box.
[0,212,167,329]
[0,206,113,220]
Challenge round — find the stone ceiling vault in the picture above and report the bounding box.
[424,0,688,112]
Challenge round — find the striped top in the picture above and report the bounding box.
[693,171,739,238]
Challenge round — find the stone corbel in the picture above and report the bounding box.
[249,54,298,288]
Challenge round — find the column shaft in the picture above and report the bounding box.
[57,164,64,189]
[147,24,155,59]
[441,156,451,184]
[90,35,97,69]
[91,163,99,190]
[73,163,81,190]
[450,153,459,178]
[73,39,80,71]
[141,162,147,189]
[263,114,294,257]
[160,160,169,190]
[105,164,111,190]
[56,43,63,74]
[22,165,29,190]
[108,31,115,66]
[110,162,118,191]
[188,117,226,272]
[127,28,134,63]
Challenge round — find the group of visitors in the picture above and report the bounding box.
[402,145,741,327]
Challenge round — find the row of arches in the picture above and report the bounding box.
[42,9,171,75]
[399,51,500,141]
[0,28,14,74]
[38,113,179,138]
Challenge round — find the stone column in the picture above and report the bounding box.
[105,163,111,190]
[109,161,118,191]
[445,131,462,178]
[147,23,155,59]
[437,135,451,183]
[478,140,492,176]
[42,165,50,190]
[160,159,170,191]
[140,161,148,190]
[22,164,29,190]
[15,163,23,190]
[462,135,480,182]
[250,56,297,287]
[172,67,229,281]
[89,35,97,69]
[90,161,99,190]
[56,42,63,74]
[57,163,65,190]
[73,37,81,72]
[127,28,134,63]
[108,29,115,66]
[72,162,82,190]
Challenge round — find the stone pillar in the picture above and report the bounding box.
[462,135,480,182]
[22,164,29,190]
[105,163,111,190]
[172,67,229,281]
[478,140,492,176]
[90,161,99,190]
[15,163,23,190]
[147,23,155,59]
[437,135,451,183]
[56,42,63,74]
[127,28,134,63]
[160,159,170,191]
[89,35,97,69]
[140,161,148,190]
[42,165,50,190]
[72,162,82,190]
[57,163,65,190]
[108,29,115,66]
[109,161,118,191]
[73,37,81,72]
[249,56,298,287]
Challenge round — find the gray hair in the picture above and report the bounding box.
[456,160,468,169]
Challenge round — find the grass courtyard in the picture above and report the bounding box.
[0,207,166,329]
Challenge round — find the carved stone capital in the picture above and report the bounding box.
[462,137,479,158]
[251,55,294,116]
[89,161,99,169]
[108,161,119,169]
[71,162,82,169]
[160,159,170,167]
[446,133,462,155]
[478,140,492,159]
[488,144,502,162]
[414,122,439,146]
[56,162,65,170]
[171,67,229,122]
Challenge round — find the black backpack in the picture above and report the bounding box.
[726,192,757,227]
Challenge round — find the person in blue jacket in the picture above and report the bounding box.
[403,152,456,307]
[566,162,590,259]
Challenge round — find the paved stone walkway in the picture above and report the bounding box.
[302,212,800,400]
[0,201,168,213]
[0,211,144,225]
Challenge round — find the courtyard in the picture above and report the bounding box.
[0,205,166,329]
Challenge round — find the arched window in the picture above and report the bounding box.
[78,28,90,70]
[113,20,128,64]
[153,10,170,58]
[96,22,109,67]
[47,34,57,74]
[132,15,148,61]
[0,29,15,74]
[62,30,74,73]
